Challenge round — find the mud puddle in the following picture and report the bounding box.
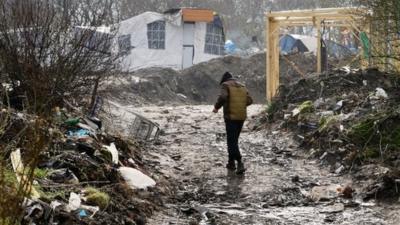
[110,104,399,225]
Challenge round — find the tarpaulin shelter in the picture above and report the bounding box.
[115,8,226,71]
[279,34,309,54]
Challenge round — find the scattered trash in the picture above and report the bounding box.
[129,113,161,141]
[50,201,63,210]
[375,87,388,99]
[79,209,88,218]
[119,167,156,190]
[80,205,100,218]
[10,149,40,199]
[67,129,90,139]
[66,192,81,212]
[65,118,80,126]
[334,100,344,112]
[335,165,345,174]
[48,168,79,184]
[177,93,187,99]
[102,143,119,164]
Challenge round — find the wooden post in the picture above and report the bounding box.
[265,8,367,101]
[266,17,280,102]
[316,18,322,74]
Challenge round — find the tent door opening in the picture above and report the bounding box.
[183,22,195,69]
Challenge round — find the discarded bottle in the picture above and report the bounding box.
[65,118,80,126]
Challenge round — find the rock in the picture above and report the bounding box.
[324,214,337,222]
[320,203,345,213]
[119,167,156,190]
[171,154,181,161]
[337,185,354,199]
[125,218,137,225]
[310,185,341,202]
[291,175,300,183]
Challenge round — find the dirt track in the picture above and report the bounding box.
[113,104,400,225]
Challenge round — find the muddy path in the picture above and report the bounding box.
[111,104,399,225]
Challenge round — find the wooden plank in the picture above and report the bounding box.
[182,9,214,22]
[271,15,357,23]
[278,21,352,27]
[266,18,280,102]
[316,18,322,74]
[267,7,360,18]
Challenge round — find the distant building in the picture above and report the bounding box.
[115,8,226,71]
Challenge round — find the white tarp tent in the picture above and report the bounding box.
[290,34,318,54]
[114,9,225,71]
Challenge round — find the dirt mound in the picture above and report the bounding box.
[103,52,318,106]
[261,68,400,200]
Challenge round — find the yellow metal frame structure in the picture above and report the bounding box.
[265,8,369,102]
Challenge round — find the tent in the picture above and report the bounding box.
[279,34,354,58]
[114,8,226,71]
[279,34,309,54]
[324,40,354,59]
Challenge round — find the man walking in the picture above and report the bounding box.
[213,72,253,174]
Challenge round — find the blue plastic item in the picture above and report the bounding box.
[224,40,236,54]
[79,209,88,218]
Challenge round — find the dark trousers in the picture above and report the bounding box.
[225,119,244,162]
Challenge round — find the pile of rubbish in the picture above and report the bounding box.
[263,68,400,200]
[103,52,318,106]
[0,105,164,224]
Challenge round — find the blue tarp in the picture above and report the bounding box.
[279,34,309,54]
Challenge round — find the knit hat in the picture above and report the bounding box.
[220,72,233,84]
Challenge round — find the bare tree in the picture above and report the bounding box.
[0,1,119,223]
[0,0,119,115]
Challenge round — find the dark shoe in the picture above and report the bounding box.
[226,161,236,170]
[236,162,246,174]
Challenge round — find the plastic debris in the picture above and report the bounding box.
[77,122,96,136]
[50,201,63,210]
[375,88,388,99]
[83,117,101,130]
[119,167,156,190]
[48,168,79,184]
[224,40,236,54]
[10,149,41,199]
[102,143,119,164]
[177,93,187,99]
[80,205,100,218]
[79,209,88,218]
[65,118,80,126]
[334,100,344,111]
[67,129,90,139]
[66,192,81,212]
